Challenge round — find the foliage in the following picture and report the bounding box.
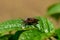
[47,3,60,20]
[0,16,59,40]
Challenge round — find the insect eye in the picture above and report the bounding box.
[24,18,38,25]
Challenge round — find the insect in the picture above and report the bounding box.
[24,18,38,25]
[0,16,55,36]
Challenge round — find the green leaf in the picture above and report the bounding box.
[0,34,12,40]
[0,16,55,37]
[48,3,60,14]
[18,30,48,40]
[9,30,25,40]
[0,18,24,35]
[55,28,60,40]
[35,16,55,34]
[47,3,60,20]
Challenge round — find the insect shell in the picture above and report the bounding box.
[24,18,38,25]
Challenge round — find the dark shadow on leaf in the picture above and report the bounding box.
[8,30,25,40]
[50,13,60,21]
